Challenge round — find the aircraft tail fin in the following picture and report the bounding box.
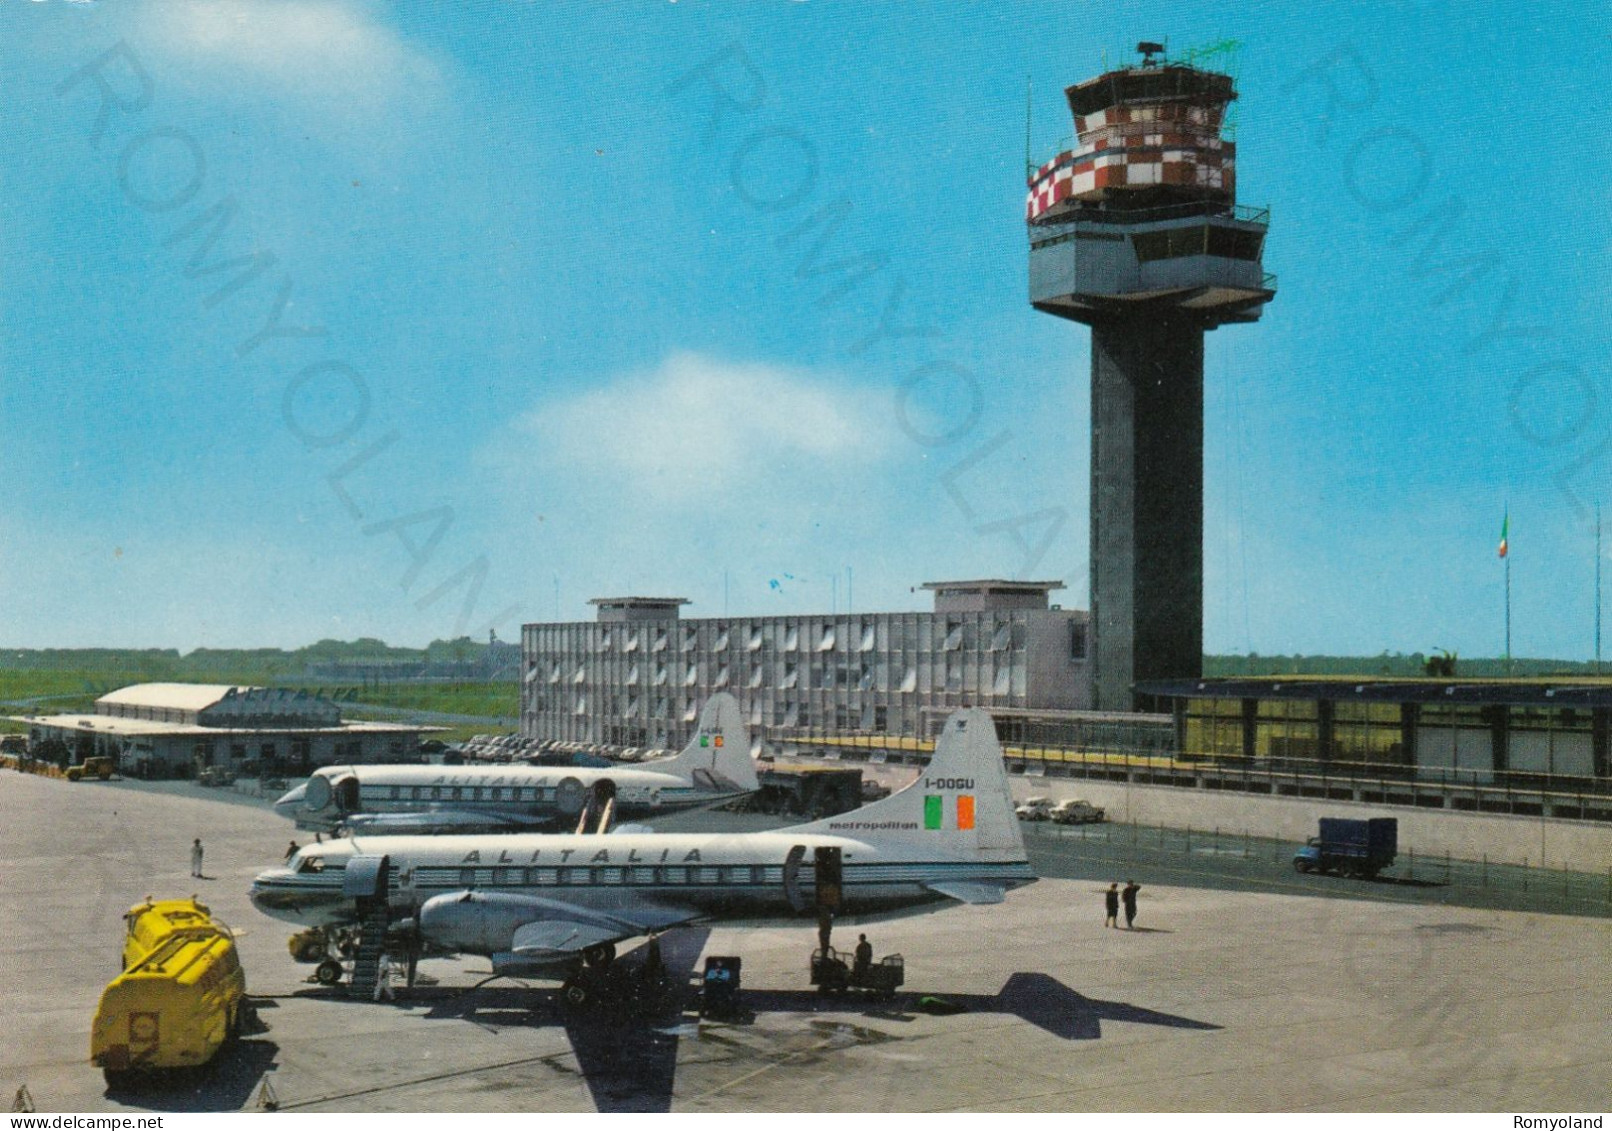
[786,707,1026,863]
[660,692,758,793]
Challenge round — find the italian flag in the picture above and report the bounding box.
[1498,513,1509,559]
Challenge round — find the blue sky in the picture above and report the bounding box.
[1,1,1608,658]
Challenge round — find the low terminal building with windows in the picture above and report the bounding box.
[1134,677,1611,818]
[522,579,1094,751]
[12,683,424,778]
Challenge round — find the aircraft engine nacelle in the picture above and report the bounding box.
[418,890,542,956]
[304,772,359,815]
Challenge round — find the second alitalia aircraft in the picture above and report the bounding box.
[272,693,758,835]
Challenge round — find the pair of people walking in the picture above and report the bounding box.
[1104,880,1141,929]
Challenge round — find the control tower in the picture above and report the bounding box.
[1027,43,1274,711]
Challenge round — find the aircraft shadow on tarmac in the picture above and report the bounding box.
[396,935,1219,1114]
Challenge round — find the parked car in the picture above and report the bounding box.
[1015,796,1054,821]
[1049,798,1105,825]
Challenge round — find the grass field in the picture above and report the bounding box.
[330,681,517,719]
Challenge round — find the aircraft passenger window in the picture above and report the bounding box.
[431,787,443,801]
[471,788,483,801]
[389,786,401,801]
[598,867,624,885]
[460,869,476,885]
[490,787,503,801]
[451,787,464,801]
[697,867,721,885]
[662,867,685,884]
[630,866,656,884]
[560,867,586,885]
[530,867,557,885]
[496,868,520,885]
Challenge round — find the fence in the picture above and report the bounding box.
[1025,819,1612,918]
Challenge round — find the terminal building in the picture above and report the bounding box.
[1137,677,1611,799]
[12,683,424,778]
[521,580,1095,751]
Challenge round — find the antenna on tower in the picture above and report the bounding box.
[1025,74,1033,179]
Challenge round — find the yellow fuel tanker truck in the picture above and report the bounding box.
[90,897,247,1087]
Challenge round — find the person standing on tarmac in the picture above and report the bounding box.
[853,934,873,979]
[190,838,204,878]
[374,955,395,1002]
[284,841,299,863]
[1104,882,1119,928]
[1122,881,1141,930]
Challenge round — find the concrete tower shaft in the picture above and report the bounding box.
[1027,49,1274,710]
[1091,320,1204,709]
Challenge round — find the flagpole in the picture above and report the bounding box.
[1505,552,1512,677]
[1502,507,1512,677]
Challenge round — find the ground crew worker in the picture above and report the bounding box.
[853,934,873,979]
[644,931,665,982]
[817,907,834,955]
[191,838,204,878]
[374,955,395,1002]
[285,841,299,863]
[1104,882,1119,928]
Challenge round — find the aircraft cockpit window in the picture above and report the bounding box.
[296,856,325,873]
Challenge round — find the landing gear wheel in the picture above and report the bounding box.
[1293,860,1310,874]
[582,943,616,969]
[102,1068,137,1091]
[314,959,343,986]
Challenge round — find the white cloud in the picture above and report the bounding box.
[502,353,891,506]
[145,1,439,110]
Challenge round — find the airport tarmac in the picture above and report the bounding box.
[1,768,1607,1113]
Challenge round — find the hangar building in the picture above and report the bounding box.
[13,683,423,778]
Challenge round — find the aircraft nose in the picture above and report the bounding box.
[248,866,303,921]
[273,782,307,818]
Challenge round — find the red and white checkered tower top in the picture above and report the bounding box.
[1027,59,1237,224]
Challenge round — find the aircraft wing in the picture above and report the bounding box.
[511,919,622,957]
[344,809,540,834]
[419,889,702,963]
[923,880,1008,905]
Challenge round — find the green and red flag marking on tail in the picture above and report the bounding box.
[924,794,975,830]
[1498,513,1509,559]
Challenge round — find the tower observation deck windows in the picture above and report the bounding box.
[1132,224,1263,263]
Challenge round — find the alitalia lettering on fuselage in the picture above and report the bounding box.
[459,847,704,865]
[924,777,974,791]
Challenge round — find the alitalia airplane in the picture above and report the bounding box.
[249,707,1035,991]
[272,694,759,835]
